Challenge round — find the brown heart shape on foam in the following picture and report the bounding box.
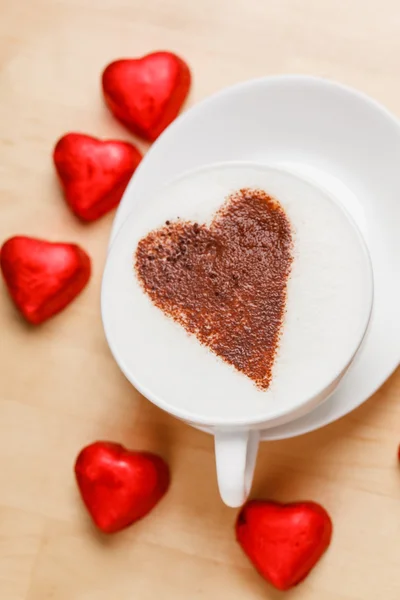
[135,188,293,389]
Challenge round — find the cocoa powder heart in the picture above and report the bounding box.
[135,189,293,389]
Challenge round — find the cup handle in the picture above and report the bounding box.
[214,429,260,507]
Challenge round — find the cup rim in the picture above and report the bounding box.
[101,161,374,428]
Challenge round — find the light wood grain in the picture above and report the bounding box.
[1,0,400,598]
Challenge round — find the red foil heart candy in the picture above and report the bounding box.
[236,500,333,591]
[0,236,91,325]
[53,133,142,222]
[74,441,170,534]
[102,51,191,141]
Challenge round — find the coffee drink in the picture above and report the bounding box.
[105,164,372,423]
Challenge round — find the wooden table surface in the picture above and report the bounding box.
[1,0,400,598]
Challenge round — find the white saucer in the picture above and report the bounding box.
[109,75,400,441]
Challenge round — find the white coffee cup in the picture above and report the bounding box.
[101,163,373,507]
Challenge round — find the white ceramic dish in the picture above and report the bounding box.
[103,162,374,506]
[109,75,400,441]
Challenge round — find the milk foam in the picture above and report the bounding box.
[104,164,372,423]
